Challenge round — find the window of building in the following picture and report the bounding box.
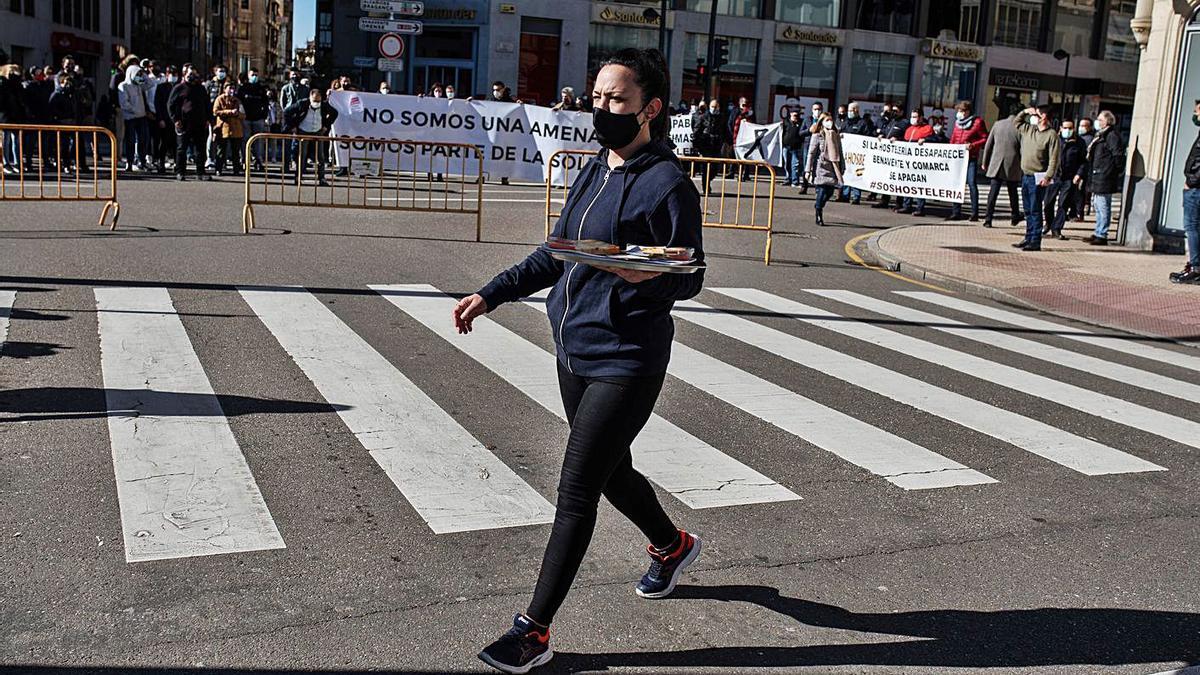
[1105,0,1139,63]
[770,42,838,114]
[237,22,249,40]
[587,22,660,85]
[317,10,332,48]
[8,0,35,16]
[1053,0,1096,56]
[415,28,475,60]
[926,0,976,41]
[684,0,761,20]
[775,0,838,26]
[90,0,98,31]
[921,58,978,110]
[992,0,1042,50]
[241,0,250,8]
[849,50,911,106]
[855,0,916,35]
[110,0,126,37]
[680,33,759,106]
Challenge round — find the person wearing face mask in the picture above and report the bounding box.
[238,68,270,172]
[284,87,338,187]
[692,99,729,194]
[870,101,910,209]
[947,100,988,222]
[839,102,875,204]
[212,83,246,176]
[378,81,391,95]
[1082,110,1124,246]
[117,63,153,172]
[280,70,310,171]
[1171,101,1200,283]
[0,65,30,175]
[894,110,934,216]
[152,66,180,173]
[202,65,229,171]
[1009,105,1060,250]
[457,48,704,675]
[781,109,807,188]
[1041,119,1087,240]
[1071,117,1096,221]
[489,80,515,102]
[806,112,844,226]
[168,65,214,181]
[107,55,139,169]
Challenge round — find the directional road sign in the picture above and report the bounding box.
[360,0,424,14]
[378,32,405,58]
[377,58,405,72]
[358,17,423,34]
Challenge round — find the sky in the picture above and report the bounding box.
[293,0,316,49]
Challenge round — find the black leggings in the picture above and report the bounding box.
[526,362,679,626]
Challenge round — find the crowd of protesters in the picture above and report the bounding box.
[686,95,1129,250]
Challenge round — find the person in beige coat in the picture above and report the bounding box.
[980,112,1024,227]
[805,112,844,226]
[212,83,245,176]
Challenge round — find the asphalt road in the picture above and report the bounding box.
[1,170,1198,675]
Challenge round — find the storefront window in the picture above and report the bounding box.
[775,0,838,27]
[1105,0,1139,63]
[992,0,1043,50]
[685,0,761,19]
[921,58,978,110]
[856,0,915,35]
[587,24,660,85]
[849,50,911,108]
[680,33,759,106]
[1053,0,1096,56]
[770,43,838,116]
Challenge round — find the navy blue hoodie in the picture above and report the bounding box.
[478,140,705,377]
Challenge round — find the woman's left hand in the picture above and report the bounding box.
[593,265,663,283]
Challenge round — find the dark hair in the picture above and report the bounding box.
[599,47,670,141]
[956,100,973,114]
[491,80,505,89]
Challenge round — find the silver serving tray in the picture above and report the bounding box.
[546,248,705,274]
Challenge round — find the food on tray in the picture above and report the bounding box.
[576,240,622,256]
[632,246,693,261]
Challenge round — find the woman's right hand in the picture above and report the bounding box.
[452,294,488,334]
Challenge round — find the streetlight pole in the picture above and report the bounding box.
[704,0,718,101]
[1053,49,1071,122]
[659,0,668,57]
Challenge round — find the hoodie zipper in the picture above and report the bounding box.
[557,168,612,374]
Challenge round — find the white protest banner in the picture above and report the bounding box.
[670,114,694,155]
[734,121,783,166]
[840,135,969,203]
[327,91,598,184]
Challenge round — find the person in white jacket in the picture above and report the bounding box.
[117,64,152,171]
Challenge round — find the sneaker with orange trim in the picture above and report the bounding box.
[478,614,553,674]
[635,530,701,599]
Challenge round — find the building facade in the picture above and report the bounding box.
[1,0,134,89]
[1121,0,1200,250]
[130,0,293,77]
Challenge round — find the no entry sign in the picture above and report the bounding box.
[379,32,405,58]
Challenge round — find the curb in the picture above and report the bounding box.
[861,225,1200,348]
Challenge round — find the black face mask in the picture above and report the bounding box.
[1193,114,1200,127]
[593,103,650,150]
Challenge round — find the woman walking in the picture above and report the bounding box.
[806,112,844,226]
[451,48,704,674]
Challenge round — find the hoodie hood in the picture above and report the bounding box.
[123,64,143,85]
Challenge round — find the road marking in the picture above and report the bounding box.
[897,291,1200,375]
[679,298,1159,478]
[240,286,554,533]
[365,197,562,204]
[374,284,798,508]
[716,287,1197,457]
[0,289,14,347]
[520,290,984,491]
[809,290,1200,405]
[94,287,285,563]
[844,232,949,292]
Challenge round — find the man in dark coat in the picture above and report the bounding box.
[167,65,214,180]
[239,68,270,171]
[1171,102,1200,284]
[692,100,728,194]
[1082,110,1124,245]
[780,109,805,188]
[152,66,178,173]
[284,87,339,187]
[871,102,909,209]
[1043,119,1088,239]
[840,102,875,204]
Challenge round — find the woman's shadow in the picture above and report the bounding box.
[551,584,1200,672]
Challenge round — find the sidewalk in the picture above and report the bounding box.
[866,221,1200,344]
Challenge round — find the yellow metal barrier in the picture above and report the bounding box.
[0,123,120,229]
[241,133,484,238]
[545,149,776,264]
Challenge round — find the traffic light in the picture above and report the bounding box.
[714,38,730,69]
[696,59,707,80]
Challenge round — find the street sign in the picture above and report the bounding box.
[377,58,405,72]
[378,32,405,59]
[353,56,377,67]
[360,0,423,14]
[358,17,423,34]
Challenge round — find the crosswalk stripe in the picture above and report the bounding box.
[808,289,1200,405]
[716,287,1196,457]
[373,284,798,508]
[239,286,555,534]
[94,287,285,562]
[520,290,990,490]
[896,291,1200,375]
[678,297,1159,477]
[0,289,13,347]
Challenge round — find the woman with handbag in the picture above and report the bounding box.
[806,111,844,226]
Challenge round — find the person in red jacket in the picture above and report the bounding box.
[896,110,933,215]
[948,100,988,221]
